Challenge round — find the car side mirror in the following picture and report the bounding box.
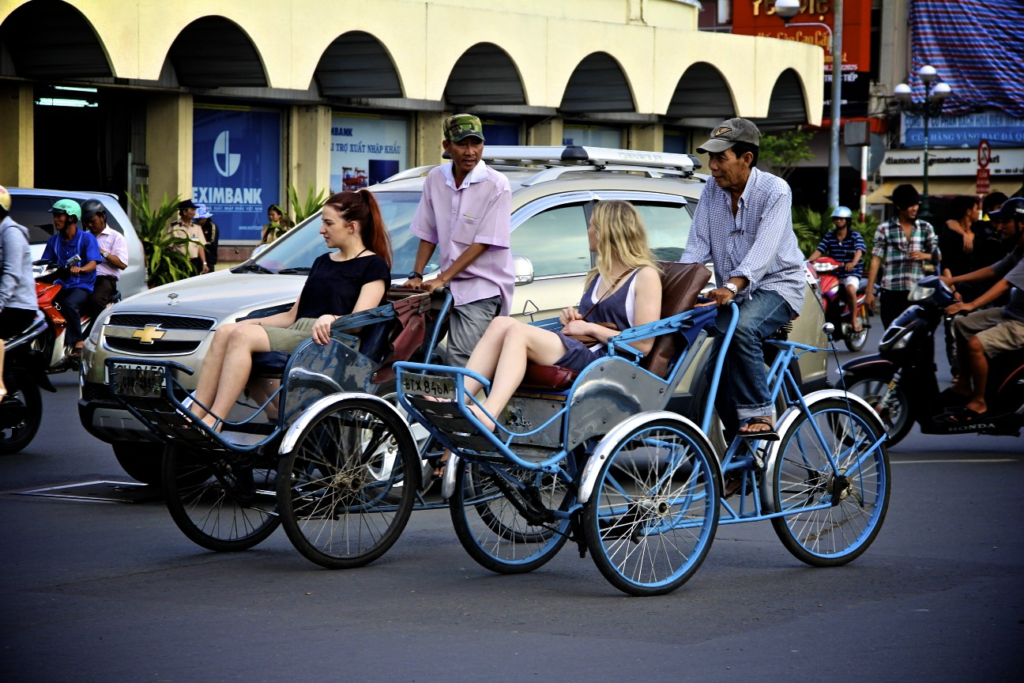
[513,255,534,286]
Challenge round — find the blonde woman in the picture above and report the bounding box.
[457,200,662,431]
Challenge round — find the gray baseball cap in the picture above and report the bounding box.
[696,118,761,154]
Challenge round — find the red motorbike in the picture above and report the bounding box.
[33,254,93,373]
[807,256,870,352]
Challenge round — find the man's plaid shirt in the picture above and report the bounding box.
[871,217,938,291]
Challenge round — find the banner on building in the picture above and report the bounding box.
[732,0,872,117]
[902,111,1024,149]
[330,113,408,193]
[193,106,281,243]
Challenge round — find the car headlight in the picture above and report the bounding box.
[908,285,934,302]
[87,307,114,346]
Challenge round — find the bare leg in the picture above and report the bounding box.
[963,336,989,414]
[473,323,568,430]
[846,284,862,332]
[462,317,520,396]
[190,323,242,418]
[201,325,272,427]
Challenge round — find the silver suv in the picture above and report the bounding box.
[78,146,826,483]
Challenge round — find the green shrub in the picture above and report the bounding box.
[127,188,194,286]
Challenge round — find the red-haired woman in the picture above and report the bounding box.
[190,190,392,428]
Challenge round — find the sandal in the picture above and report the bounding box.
[736,416,779,441]
[944,407,988,425]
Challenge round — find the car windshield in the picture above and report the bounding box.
[248,191,440,277]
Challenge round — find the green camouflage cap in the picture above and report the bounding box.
[443,114,485,143]
[49,198,82,221]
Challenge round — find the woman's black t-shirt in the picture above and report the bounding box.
[295,253,390,320]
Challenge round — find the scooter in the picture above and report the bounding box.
[808,256,870,352]
[840,275,1024,447]
[33,254,94,373]
[1,311,56,454]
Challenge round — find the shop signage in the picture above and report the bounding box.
[192,107,281,243]
[880,148,1024,178]
[330,113,408,192]
[903,111,1024,148]
[731,0,872,117]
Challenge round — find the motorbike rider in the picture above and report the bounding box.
[0,186,40,399]
[39,199,103,359]
[939,197,1024,423]
[807,206,866,333]
[81,199,128,316]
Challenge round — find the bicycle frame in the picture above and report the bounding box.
[715,338,888,524]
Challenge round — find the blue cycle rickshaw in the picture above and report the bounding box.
[106,288,452,568]
[395,262,891,596]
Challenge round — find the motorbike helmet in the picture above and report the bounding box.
[48,198,82,221]
[831,206,853,219]
[993,197,1024,223]
[0,185,10,213]
[81,199,106,221]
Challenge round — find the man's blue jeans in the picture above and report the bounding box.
[714,289,795,432]
[56,287,91,346]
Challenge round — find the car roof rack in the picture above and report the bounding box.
[478,145,701,186]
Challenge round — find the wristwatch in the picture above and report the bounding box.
[408,271,423,280]
[723,282,739,296]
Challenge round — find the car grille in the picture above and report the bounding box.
[105,338,202,354]
[107,314,214,331]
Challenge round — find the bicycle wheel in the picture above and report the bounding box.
[584,418,720,597]
[450,462,574,574]
[163,445,280,552]
[768,397,890,566]
[278,397,419,569]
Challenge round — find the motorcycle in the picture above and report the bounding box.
[807,256,870,352]
[1,311,56,454]
[840,275,1024,446]
[33,254,97,373]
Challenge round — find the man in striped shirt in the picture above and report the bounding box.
[807,206,867,333]
[680,118,805,441]
[865,184,938,328]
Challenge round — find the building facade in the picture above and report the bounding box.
[1,0,824,247]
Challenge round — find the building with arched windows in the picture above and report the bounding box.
[0,0,823,248]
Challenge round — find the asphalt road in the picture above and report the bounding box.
[2,321,1022,682]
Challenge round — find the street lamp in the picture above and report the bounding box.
[894,65,952,218]
[774,0,843,211]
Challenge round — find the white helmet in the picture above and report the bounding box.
[831,206,853,219]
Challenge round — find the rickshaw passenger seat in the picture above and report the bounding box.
[517,261,712,391]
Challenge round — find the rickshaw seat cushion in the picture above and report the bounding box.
[251,351,290,376]
[519,364,578,391]
[639,261,712,378]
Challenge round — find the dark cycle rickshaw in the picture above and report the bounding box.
[396,262,891,596]
[106,288,452,568]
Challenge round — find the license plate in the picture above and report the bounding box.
[109,363,166,398]
[401,373,456,400]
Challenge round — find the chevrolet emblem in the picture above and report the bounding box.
[132,324,167,344]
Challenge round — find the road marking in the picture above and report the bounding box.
[890,459,1016,464]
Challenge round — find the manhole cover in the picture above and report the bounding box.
[10,480,162,504]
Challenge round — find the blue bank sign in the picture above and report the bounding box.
[193,107,281,242]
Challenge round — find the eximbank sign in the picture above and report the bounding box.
[192,106,282,242]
